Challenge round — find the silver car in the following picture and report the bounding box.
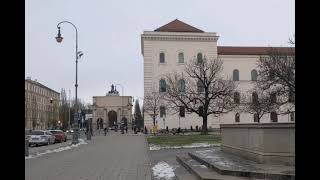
[28,130,56,146]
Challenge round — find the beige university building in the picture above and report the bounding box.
[141,19,295,130]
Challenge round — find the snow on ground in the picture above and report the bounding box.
[25,139,88,160]
[152,161,176,180]
[192,164,208,168]
[195,149,236,168]
[149,143,220,151]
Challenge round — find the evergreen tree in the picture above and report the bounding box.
[134,100,143,128]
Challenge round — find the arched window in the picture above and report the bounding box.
[197,53,203,63]
[235,113,240,122]
[254,113,259,122]
[251,69,258,81]
[178,52,184,63]
[159,79,166,92]
[178,79,185,93]
[197,80,204,93]
[160,106,166,117]
[270,112,278,122]
[233,69,239,81]
[160,52,165,63]
[270,93,277,103]
[252,92,258,104]
[234,92,240,104]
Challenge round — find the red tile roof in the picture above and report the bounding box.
[154,19,204,33]
[217,46,295,55]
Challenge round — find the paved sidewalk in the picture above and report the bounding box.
[25,133,152,180]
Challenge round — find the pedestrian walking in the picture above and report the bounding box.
[144,126,148,134]
[104,127,107,136]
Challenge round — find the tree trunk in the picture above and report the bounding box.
[201,115,208,135]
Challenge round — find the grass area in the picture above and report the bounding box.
[146,134,221,146]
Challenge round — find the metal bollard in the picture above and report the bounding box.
[25,139,29,156]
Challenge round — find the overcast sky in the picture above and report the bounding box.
[25,0,295,104]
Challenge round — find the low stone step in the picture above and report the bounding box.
[188,149,295,180]
[176,155,254,180]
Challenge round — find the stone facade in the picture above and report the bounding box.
[25,78,60,130]
[92,85,133,130]
[141,19,295,130]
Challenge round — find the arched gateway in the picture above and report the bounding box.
[108,110,117,127]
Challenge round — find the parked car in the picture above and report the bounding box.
[28,130,56,146]
[48,130,67,143]
[66,129,74,133]
[25,129,33,140]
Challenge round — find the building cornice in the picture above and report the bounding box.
[141,31,219,56]
[25,79,60,95]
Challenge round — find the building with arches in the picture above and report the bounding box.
[141,19,295,130]
[92,84,133,130]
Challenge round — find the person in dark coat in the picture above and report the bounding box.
[144,126,148,134]
[104,127,107,136]
[125,126,128,133]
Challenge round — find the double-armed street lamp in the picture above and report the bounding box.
[55,21,83,144]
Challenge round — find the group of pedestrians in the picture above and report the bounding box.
[102,126,128,135]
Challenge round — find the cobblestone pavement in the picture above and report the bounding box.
[25,131,152,180]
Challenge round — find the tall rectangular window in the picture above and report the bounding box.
[160,106,166,117]
[160,53,165,63]
[179,106,185,117]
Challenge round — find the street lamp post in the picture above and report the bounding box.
[56,21,83,144]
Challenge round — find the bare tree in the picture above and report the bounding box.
[165,58,236,134]
[238,88,279,122]
[59,88,70,130]
[144,91,164,126]
[257,38,295,107]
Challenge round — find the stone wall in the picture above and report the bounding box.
[220,123,295,165]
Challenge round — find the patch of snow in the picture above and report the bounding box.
[193,149,236,168]
[152,161,176,180]
[192,164,208,168]
[149,144,161,151]
[25,139,87,160]
[149,143,220,151]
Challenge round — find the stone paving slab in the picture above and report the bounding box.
[177,154,259,180]
[189,148,295,180]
